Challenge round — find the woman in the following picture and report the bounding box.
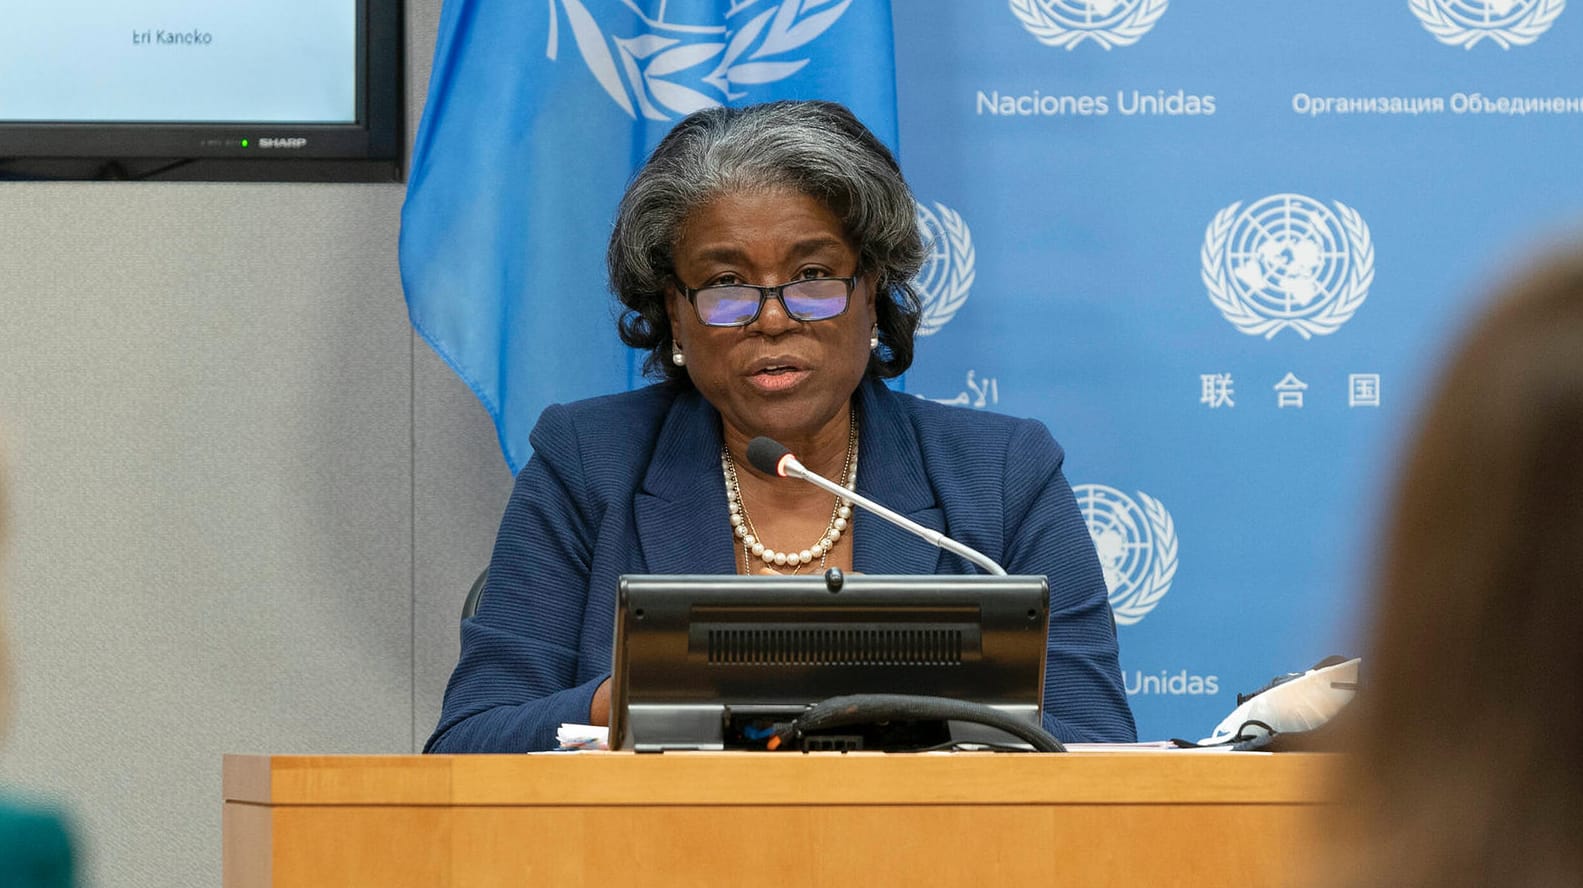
[427,101,1134,752]
[1327,252,1583,886]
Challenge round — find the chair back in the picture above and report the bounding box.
[461,567,489,622]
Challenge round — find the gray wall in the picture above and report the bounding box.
[0,2,513,884]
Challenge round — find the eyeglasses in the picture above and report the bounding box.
[679,276,857,327]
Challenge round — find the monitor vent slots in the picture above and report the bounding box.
[706,626,965,666]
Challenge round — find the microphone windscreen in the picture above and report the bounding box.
[746,437,792,476]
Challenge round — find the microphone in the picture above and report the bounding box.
[745,436,1007,576]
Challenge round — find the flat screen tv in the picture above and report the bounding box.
[0,1,401,182]
[610,572,1051,752]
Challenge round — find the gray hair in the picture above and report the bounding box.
[609,100,925,383]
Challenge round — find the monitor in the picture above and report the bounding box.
[610,571,1050,752]
[0,0,401,182]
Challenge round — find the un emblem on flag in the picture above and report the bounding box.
[1074,485,1178,626]
[1410,0,1564,49]
[1008,0,1168,50]
[546,0,852,119]
[1201,194,1374,340]
[912,201,976,337]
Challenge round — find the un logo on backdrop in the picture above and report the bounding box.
[1201,194,1374,340]
[913,201,976,336]
[1008,0,1168,50]
[545,0,851,119]
[1074,485,1178,626]
[1410,0,1565,49]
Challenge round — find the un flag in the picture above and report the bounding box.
[400,0,899,472]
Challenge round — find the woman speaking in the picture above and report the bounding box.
[427,101,1135,752]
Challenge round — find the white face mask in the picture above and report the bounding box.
[1200,657,1360,745]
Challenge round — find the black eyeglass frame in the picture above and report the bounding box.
[677,275,859,327]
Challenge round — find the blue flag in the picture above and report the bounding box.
[400,0,899,473]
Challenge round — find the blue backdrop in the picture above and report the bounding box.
[404,0,1583,740]
[402,0,897,474]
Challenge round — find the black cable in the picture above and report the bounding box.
[772,694,1066,753]
[126,158,197,181]
[0,157,198,182]
[1171,718,1280,750]
[1228,719,1279,751]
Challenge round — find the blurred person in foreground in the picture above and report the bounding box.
[0,456,77,886]
[1328,252,1583,888]
[426,100,1135,752]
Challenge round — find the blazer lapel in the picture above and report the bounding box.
[851,378,945,575]
[633,389,738,575]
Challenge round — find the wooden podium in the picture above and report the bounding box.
[223,752,1332,887]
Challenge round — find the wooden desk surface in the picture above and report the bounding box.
[224,752,1335,887]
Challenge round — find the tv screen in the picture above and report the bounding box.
[0,0,401,181]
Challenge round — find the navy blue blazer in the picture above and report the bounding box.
[427,377,1135,751]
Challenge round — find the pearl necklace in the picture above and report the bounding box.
[722,417,858,574]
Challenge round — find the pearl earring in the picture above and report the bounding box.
[870,327,879,350]
[671,344,686,367]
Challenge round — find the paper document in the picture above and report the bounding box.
[556,724,609,750]
[1065,741,1241,753]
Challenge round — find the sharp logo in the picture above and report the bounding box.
[258,138,308,149]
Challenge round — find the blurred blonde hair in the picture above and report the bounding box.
[1330,251,1583,888]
